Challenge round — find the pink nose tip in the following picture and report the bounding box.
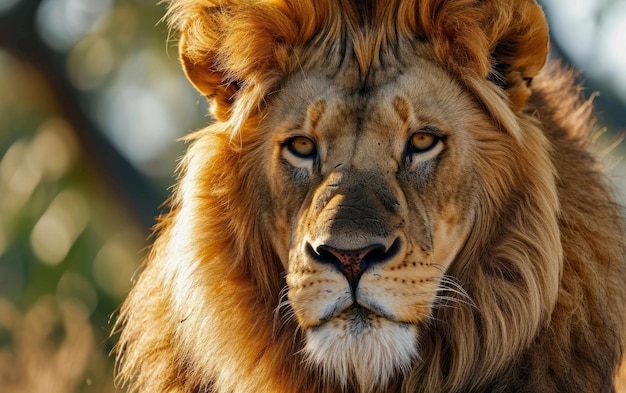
[311,240,400,289]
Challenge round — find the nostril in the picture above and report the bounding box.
[361,241,400,267]
[307,239,401,288]
[314,245,342,265]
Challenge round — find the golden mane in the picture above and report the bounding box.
[168,0,546,124]
[115,1,626,392]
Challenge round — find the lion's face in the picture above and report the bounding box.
[261,54,490,388]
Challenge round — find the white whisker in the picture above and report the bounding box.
[434,275,476,310]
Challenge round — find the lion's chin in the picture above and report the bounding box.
[304,306,417,392]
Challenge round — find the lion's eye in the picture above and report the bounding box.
[409,132,439,152]
[286,136,317,158]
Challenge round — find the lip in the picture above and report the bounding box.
[311,304,417,340]
[315,302,397,328]
[313,304,370,328]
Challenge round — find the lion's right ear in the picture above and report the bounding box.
[169,1,320,124]
[179,33,240,122]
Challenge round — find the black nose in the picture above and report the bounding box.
[308,239,400,289]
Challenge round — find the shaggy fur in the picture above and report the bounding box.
[115,1,626,392]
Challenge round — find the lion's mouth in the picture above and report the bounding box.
[304,304,419,389]
[342,305,374,334]
[315,304,397,335]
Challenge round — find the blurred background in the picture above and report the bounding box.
[0,0,624,392]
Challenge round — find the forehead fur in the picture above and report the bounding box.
[167,0,548,121]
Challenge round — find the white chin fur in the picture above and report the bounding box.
[304,317,417,392]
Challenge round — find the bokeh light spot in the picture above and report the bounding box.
[68,36,116,91]
[31,214,73,266]
[30,189,90,266]
[36,0,113,52]
[94,49,203,176]
[1,140,43,199]
[93,234,139,297]
[30,118,78,181]
[597,2,626,100]
[56,272,98,315]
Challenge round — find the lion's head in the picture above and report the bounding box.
[115,1,626,392]
[259,53,562,390]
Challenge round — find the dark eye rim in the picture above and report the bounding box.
[407,127,444,154]
[284,136,318,159]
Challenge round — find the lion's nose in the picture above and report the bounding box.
[309,239,401,290]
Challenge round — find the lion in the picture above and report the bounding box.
[114,0,626,392]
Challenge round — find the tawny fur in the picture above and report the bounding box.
[114,1,626,392]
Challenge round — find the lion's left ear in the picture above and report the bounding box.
[484,0,549,111]
[418,0,549,111]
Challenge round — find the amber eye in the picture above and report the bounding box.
[409,132,439,152]
[286,136,317,158]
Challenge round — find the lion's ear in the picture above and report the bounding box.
[418,0,549,111]
[179,33,240,122]
[169,1,317,124]
[484,0,549,111]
